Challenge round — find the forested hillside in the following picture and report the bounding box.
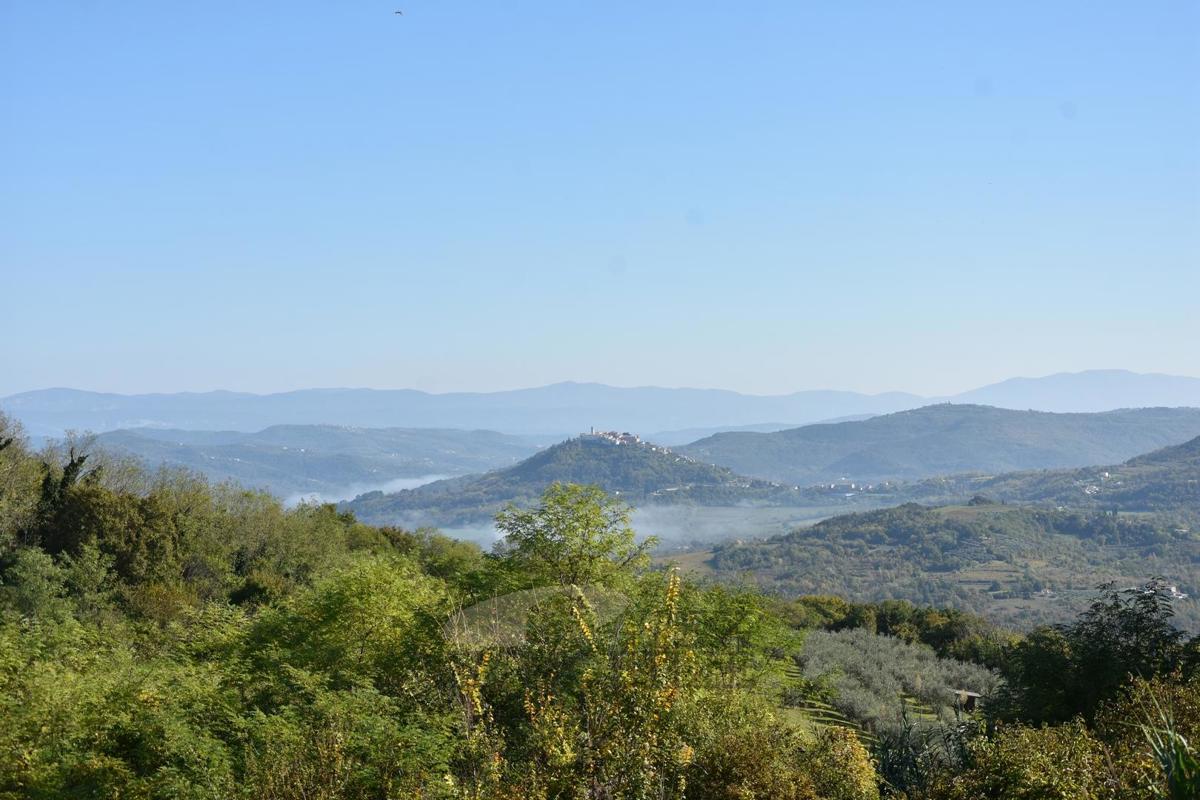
[907,433,1200,512]
[681,404,1200,485]
[344,434,807,526]
[704,501,1200,630]
[2,412,1199,798]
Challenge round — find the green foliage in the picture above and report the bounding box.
[690,722,879,800]
[382,525,486,583]
[994,580,1189,725]
[930,720,1110,800]
[786,595,1014,668]
[0,547,72,622]
[494,482,655,588]
[1,447,902,798]
[873,704,978,798]
[0,416,43,547]
[693,584,794,688]
[346,434,805,526]
[795,628,998,737]
[709,502,1200,631]
[929,674,1200,800]
[5,430,1200,800]
[1143,709,1200,800]
[1100,674,1200,799]
[912,432,1200,514]
[247,556,449,693]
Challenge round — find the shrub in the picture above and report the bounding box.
[929,721,1108,800]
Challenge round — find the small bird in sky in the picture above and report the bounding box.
[395,10,403,14]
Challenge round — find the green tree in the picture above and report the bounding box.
[494,483,655,588]
[0,547,71,622]
[995,581,1187,724]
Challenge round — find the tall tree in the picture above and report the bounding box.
[495,483,655,588]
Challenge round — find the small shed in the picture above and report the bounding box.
[952,689,982,713]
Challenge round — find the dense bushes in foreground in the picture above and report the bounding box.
[1,414,1198,798]
[0,421,876,799]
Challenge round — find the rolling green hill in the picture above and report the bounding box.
[912,433,1200,512]
[679,404,1200,485]
[699,501,1200,630]
[94,425,543,502]
[672,435,1200,628]
[343,433,803,526]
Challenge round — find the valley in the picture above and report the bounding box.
[8,4,1197,793]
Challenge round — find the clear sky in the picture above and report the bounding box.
[2,1,1197,397]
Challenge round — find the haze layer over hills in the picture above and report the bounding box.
[680,405,1200,485]
[7,369,1200,438]
[0,384,922,438]
[91,426,543,503]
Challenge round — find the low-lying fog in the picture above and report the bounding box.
[284,474,451,508]
[405,505,852,551]
[631,505,839,551]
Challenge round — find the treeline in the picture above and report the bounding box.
[2,414,1199,798]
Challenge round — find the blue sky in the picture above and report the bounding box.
[2,1,1197,397]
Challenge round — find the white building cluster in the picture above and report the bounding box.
[586,428,643,446]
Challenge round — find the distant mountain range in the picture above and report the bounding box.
[680,405,1200,485]
[6,370,1200,438]
[0,384,921,439]
[950,370,1200,413]
[92,426,543,503]
[342,433,801,527]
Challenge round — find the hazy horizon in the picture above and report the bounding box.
[3,2,1197,398]
[4,4,1200,792]
[7,367,1200,402]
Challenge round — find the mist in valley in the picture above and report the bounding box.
[285,474,452,508]
[376,504,855,554]
[632,505,842,551]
